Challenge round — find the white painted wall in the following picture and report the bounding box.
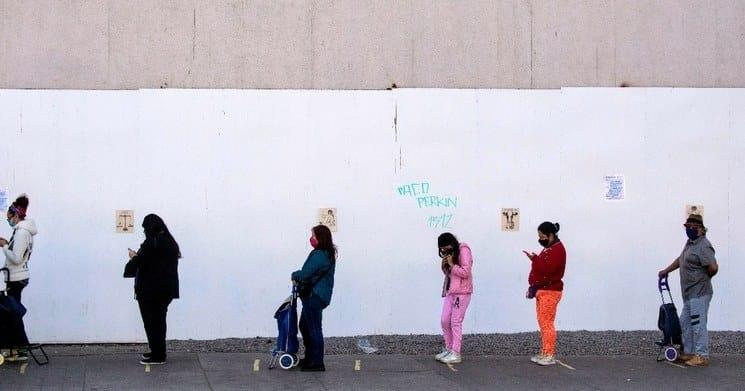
[0,88,743,343]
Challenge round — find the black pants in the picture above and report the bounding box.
[299,295,325,365]
[137,298,172,360]
[7,280,30,347]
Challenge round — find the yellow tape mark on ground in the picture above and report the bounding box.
[145,364,151,373]
[253,359,260,372]
[556,360,576,371]
[19,363,28,374]
[446,363,458,372]
[664,361,686,369]
[354,360,361,371]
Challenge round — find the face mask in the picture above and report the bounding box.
[7,218,15,228]
[686,227,699,241]
[310,237,319,248]
[538,239,550,248]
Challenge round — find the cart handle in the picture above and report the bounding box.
[658,275,670,292]
[658,275,674,304]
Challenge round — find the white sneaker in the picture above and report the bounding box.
[439,352,462,364]
[435,348,450,361]
[535,355,556,366]
[530,353,545,363]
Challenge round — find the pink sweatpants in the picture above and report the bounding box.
[441,293,471,354]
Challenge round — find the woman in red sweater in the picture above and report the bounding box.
[523,221,566,366]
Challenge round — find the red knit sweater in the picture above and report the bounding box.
[528,240,566,291]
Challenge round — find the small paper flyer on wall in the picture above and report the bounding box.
[0,188,8,211]
[116,210,135,233]
[686,204,704,218]
[604,175,625,201]
[501,208,520,232]
[318,208,338,232]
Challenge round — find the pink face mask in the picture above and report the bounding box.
[310,236,319,248]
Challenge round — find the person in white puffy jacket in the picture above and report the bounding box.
[0,194,37,362]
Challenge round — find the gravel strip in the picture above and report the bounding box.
[43,331,745,357]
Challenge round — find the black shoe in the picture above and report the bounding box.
[301,363,325,372]
[140,357,166,365]
[141,352,152,360]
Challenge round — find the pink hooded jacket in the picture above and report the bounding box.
[442,243,474,295]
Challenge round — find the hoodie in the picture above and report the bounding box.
[528,240,566,291]
[442,243,474,296]
[3,219,38,282]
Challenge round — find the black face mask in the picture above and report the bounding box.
[538,239,550,248]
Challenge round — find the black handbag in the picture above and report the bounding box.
[123,259,137,278]
[296,264,332,298]
[526,282,551,299]
[0,293,26,318]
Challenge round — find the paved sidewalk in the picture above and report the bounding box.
[1,353,744,390]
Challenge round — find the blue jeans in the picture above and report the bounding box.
[680,294,712,357]
[299,295,325,365]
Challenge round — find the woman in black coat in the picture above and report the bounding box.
[125,214,180,365]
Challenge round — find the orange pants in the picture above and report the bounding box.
[535,290,563,356]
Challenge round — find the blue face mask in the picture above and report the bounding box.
[7,218,15,228]
[686,227,699,241]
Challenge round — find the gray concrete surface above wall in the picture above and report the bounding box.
[1,0,744,90]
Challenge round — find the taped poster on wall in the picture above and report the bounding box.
[604,175,625,201]
[0,188,8,211]
[501,208,520,232]
[116,210,135,233]
[686,204,704,218]
[318,208,338,232]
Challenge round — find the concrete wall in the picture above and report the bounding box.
[2,88,744,342]
[1,1,744,90]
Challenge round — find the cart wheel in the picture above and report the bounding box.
[664,347,678,362]
[279,354,294,370]
[291,354,299,367]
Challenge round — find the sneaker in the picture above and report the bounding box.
[140,357,166,365]
[535,355,556,366]
[435,348,450,361]
[439,352,462,364]
[530,353,546,363]
[5,353,28,362]
[675,353,693,363]
[685,355,710,367]
[141,352,152,360]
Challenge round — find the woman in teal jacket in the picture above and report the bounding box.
[291,224,336,371]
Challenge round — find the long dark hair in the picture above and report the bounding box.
[438,232,460,265]
[312,224,337,262]
[143,214,181,258]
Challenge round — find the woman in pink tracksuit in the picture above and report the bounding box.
[435,232,473,364]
